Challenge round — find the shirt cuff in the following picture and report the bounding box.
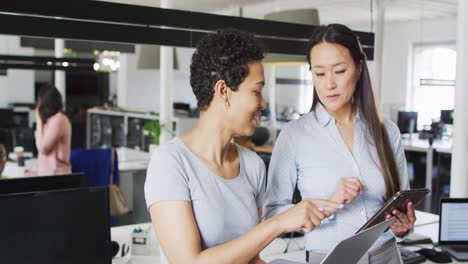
[394,227,414,242]
[318,207,334,225]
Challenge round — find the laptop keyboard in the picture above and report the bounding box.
[451,246,468,253]
[400,248,426,264]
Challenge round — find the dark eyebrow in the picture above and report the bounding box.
[312,62,347,69]
[256,81,265,87]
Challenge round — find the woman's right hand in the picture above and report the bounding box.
[274,199,343,233]
[329,177,364,204]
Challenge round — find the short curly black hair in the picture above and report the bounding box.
[190,28,264,110]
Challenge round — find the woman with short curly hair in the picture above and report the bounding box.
[144,28,342,264]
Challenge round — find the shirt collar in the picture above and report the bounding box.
[314,103,363,127]
[314,103,333,127]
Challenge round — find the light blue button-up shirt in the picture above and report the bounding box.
[263,103,409,253]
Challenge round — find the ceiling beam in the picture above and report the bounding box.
[0,1,375,59]
[0,54,95,71]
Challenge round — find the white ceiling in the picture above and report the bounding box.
[102,0,458,29]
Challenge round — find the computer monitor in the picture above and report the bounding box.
[0,173,86,194]
[439,198,468,243]
[11,127,37,155]
[173,102,191,112]
[0,187,111,264]
[0,108,14,128]
[397,111,418,134]
[440,110,454,125]
[0,128,14,153]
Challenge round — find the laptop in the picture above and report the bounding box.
[438,198,468,261]
[270,217,394,264]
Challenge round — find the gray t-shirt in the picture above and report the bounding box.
[144,138,266,263]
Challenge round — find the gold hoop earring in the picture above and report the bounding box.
[225,100,230,107]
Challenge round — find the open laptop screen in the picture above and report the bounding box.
[439,198,468,243]
[0,187,111,264]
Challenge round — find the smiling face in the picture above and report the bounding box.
[309,42,361,114]
[227,61,266,136]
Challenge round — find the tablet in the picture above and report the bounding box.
[356,188,430,234]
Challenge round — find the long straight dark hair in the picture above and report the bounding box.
[37,84,64,125]
[306,24,400,200]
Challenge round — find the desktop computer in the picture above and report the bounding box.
[0,187,111,264]
[397,111,418,134]
[0,108,14,128]
[11,127,37,155]
[0,173,86,194]
[440,110,454,125]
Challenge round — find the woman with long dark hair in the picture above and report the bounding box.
[33,84,71,175]
[264,24,414,263]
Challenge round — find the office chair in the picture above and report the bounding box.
[70,148,125,223]
[70,148,119,187]
[251,126,270,146]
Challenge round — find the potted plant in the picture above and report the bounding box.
[143,120,161,153]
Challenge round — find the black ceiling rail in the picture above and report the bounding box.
[0,63,93,71]
[0,14,314,56]
[0,54,95,71]
[0,2,374,46]
[0,2,375,59]
[20,37,135,53]
[0,55,95,64]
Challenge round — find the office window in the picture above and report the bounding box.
[410,43,456,127]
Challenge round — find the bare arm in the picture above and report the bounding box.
[249,209,266,264]
[150,199,341,264]
[150,201,281,264]
[35,115,64,155]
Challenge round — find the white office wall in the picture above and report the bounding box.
[270,65,313,114]
[347,18,457,120]
[117,45,196,112]
[0,35,34,107]
[173,47,197,106]
[380,18,456,108]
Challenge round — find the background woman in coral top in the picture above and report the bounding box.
[31,84,71,176]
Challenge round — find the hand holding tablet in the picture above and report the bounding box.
[356,188,430,234]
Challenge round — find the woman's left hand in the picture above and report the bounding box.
[386,202,416,236]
